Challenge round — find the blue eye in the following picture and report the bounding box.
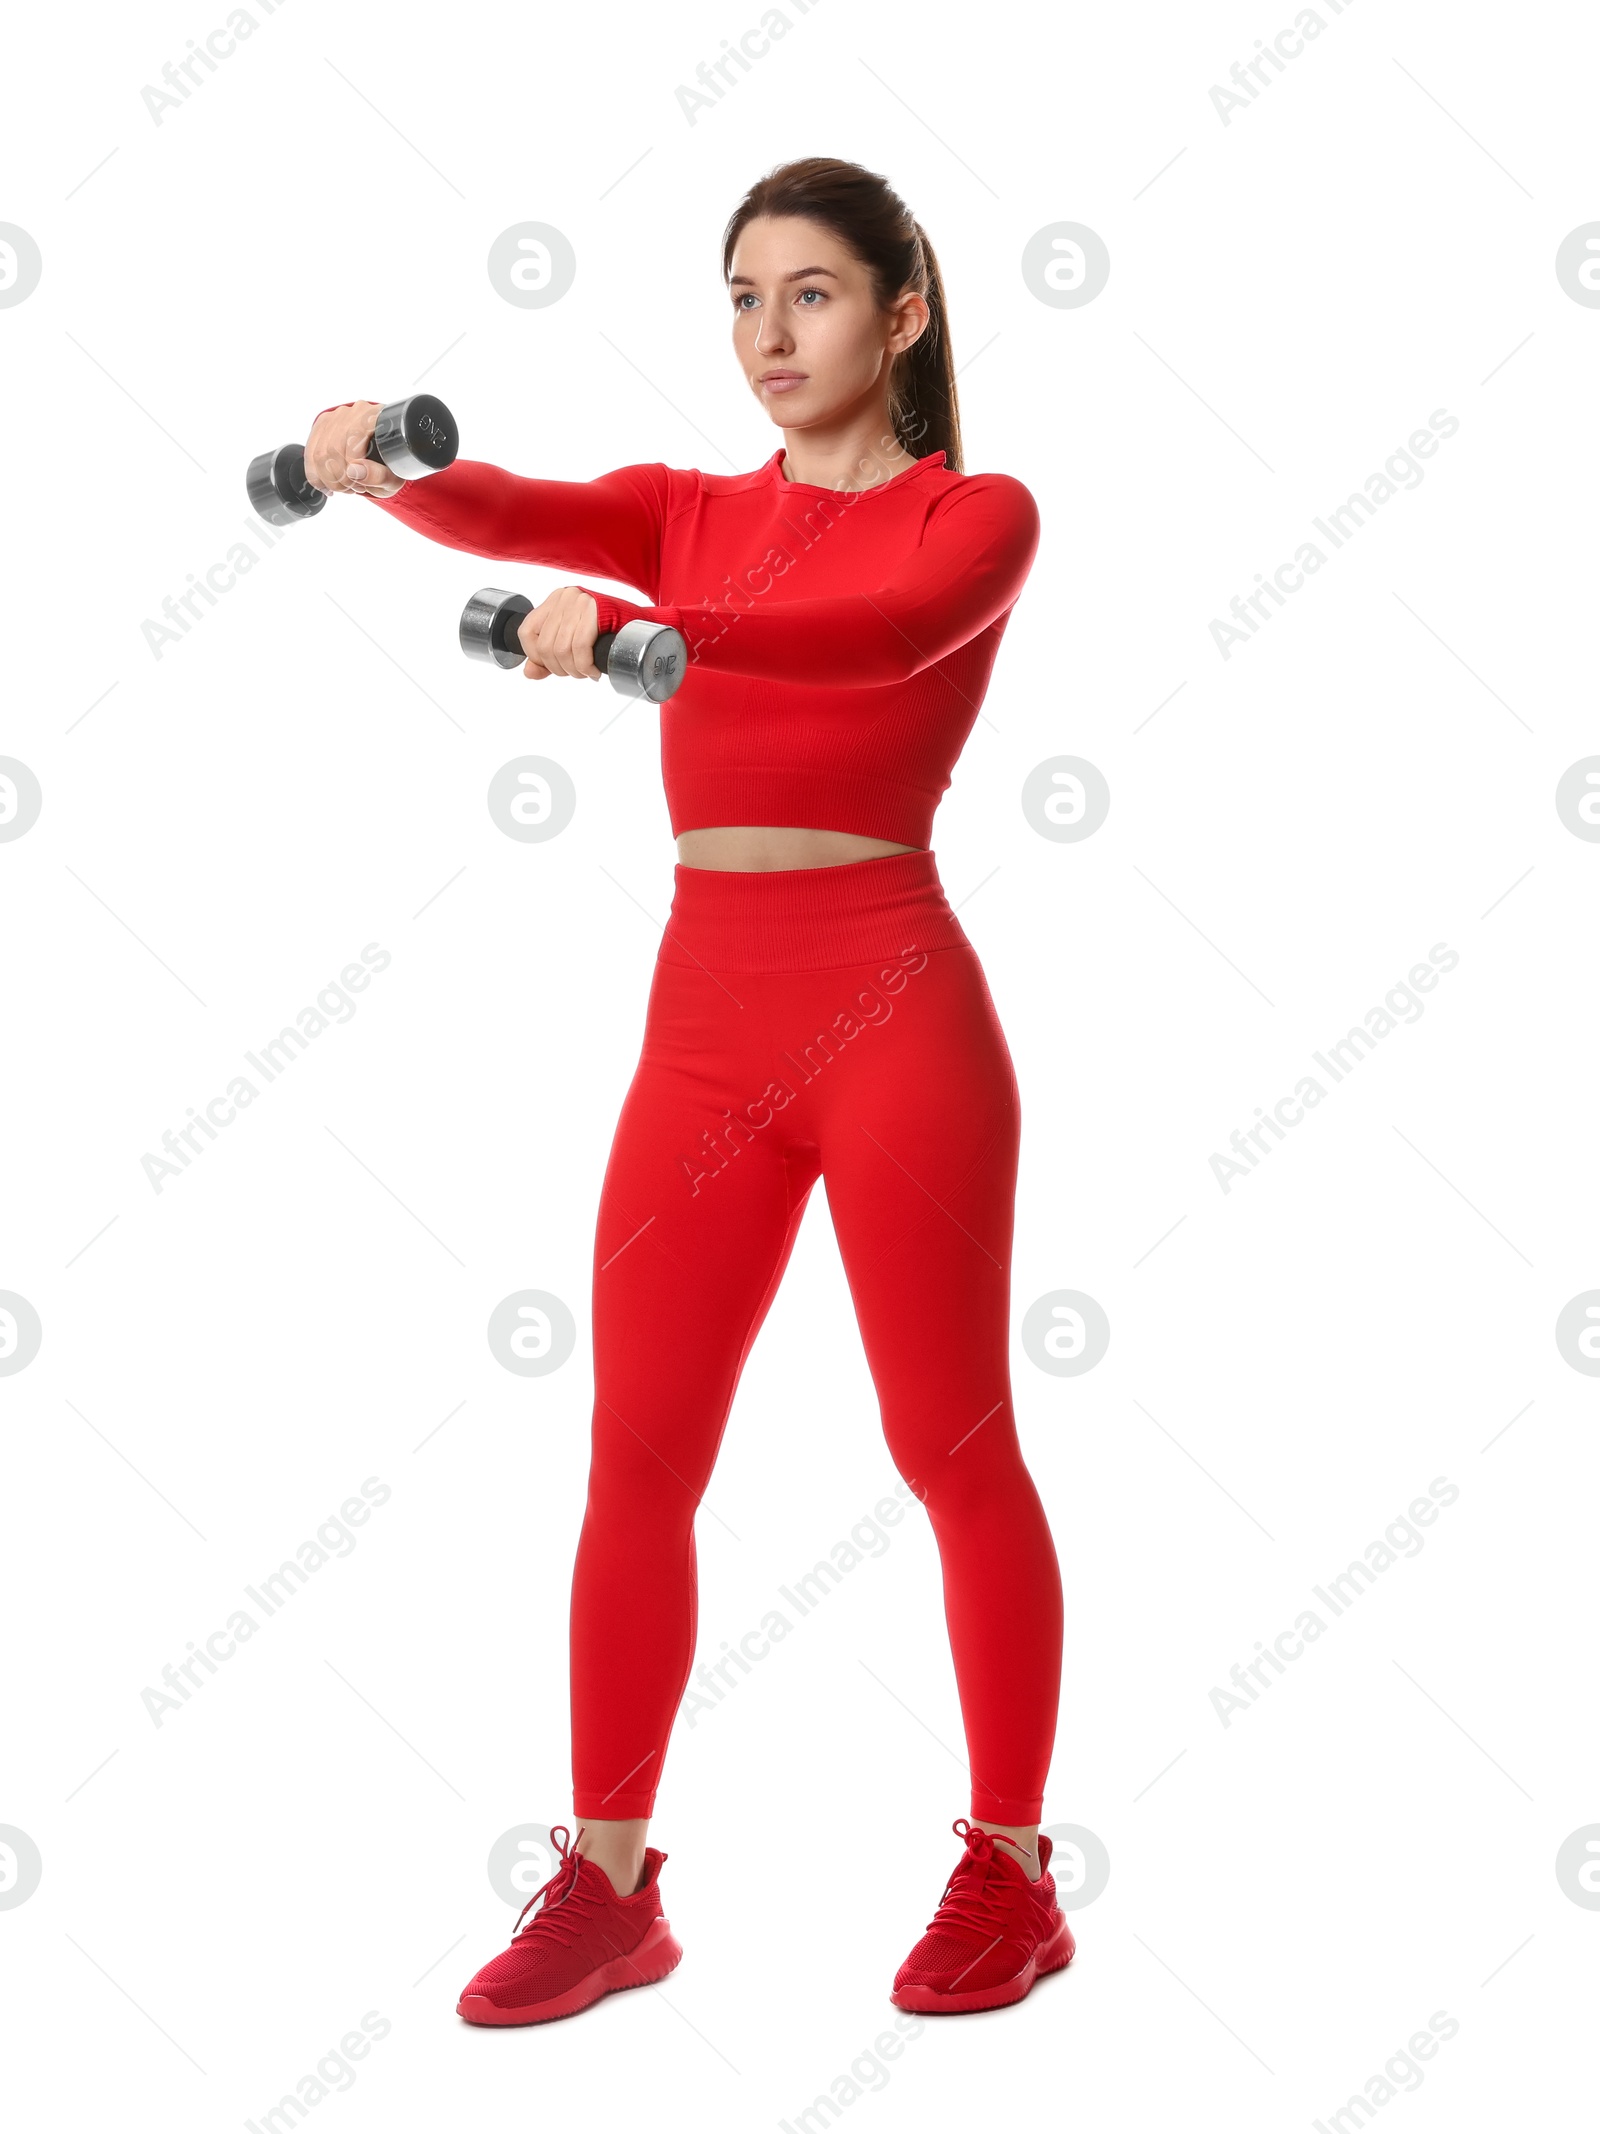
[733,287,826,309]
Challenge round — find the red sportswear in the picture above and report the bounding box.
[347,423,1064,1834]
[366,445,1040,847]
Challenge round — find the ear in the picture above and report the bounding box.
[890,288,931,354]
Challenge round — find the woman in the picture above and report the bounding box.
[306,156,1068,2022]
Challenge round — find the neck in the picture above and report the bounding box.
[779,401,923,493]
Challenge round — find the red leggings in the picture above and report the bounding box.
[569,849,1062,1826]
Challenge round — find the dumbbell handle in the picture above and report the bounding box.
[492,600,622,672]
[478,591,608,667]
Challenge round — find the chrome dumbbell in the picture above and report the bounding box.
[458,586,687,703]
[245,394,459,527]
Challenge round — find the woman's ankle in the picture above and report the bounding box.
[574,1816,649,1895]
[971,1818,1041,1880]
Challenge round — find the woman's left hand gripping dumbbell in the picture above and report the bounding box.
[508,586,605,683]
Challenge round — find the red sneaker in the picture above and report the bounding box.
[891,1818,1075,2014]
[456,1826,683,2026]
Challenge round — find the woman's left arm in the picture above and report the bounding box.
[570,474,1040,689]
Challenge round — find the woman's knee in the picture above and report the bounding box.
[892,1436,1036,1523]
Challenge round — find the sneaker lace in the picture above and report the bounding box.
[511,1826,619,1950]
[922,1818,1030,1941]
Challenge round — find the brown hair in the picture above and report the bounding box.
[721,157,963,474]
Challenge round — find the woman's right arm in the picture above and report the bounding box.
[303,400,671,599]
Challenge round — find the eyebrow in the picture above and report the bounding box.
[728,266,840,287]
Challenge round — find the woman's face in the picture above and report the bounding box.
[728,215,928,439]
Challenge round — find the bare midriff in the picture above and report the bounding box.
[675,826,922,872]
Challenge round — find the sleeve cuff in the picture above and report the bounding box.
[577,586,684,643]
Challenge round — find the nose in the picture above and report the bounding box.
[753,301,793,359]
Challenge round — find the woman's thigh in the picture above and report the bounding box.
[589,955,823,1500]
[797,943,1023,1471]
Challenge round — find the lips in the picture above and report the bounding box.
[760,372,807,392]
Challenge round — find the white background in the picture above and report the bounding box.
[2,1,1596,2127]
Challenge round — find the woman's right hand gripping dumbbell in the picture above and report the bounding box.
[302,401,408,500]
[246,395,456,523]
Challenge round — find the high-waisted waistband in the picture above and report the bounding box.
[657,847,972,973]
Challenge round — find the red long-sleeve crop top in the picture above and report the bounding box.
[364,441,1041,847]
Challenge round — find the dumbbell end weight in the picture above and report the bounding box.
[372,393,458,481]
[604,619,687,703]
[245,444,326,526]
[460,588,534,669]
